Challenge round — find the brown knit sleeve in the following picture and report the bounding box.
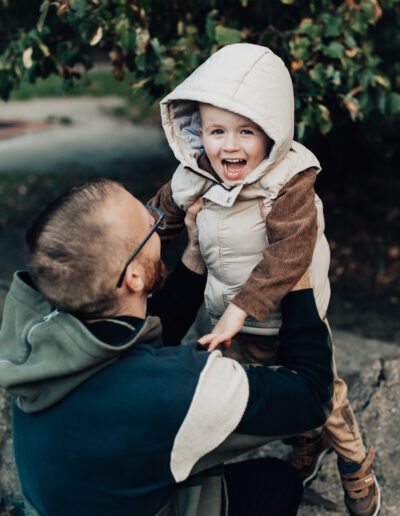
[232,168,318,320]
[148,180,186,242]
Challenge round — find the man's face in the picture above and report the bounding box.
[199,103,270,184]
[103,188,166,291]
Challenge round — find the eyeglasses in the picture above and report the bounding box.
[115,204,166,288]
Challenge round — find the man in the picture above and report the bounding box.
[0,179,332,516]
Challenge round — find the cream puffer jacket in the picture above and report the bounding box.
[160,43,330,334]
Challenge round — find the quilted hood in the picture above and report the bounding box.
[160,43,295,185]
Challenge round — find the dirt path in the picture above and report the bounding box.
[0,97,168,176]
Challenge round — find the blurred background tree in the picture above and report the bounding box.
[0,0,399,139]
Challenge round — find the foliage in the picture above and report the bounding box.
[10,70,133,99]
[0,0,399,138]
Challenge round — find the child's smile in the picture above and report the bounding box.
[222,158,248,180]
[199,103,271,184]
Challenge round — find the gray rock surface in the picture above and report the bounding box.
[0,276,399,513]
[298,358,400,515]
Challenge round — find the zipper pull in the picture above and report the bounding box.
[43,309,60,321]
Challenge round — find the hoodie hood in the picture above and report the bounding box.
[0,271,161,413]
[161,43,295,186]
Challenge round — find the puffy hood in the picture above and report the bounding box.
[0,271,161,413]
[161,43,295,186]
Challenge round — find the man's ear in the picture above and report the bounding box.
[198,127,203,137]
[124,262,146,293]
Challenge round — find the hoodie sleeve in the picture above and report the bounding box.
[236,288,332,435]
[232,168,318,321]
[148,260,206,345]
[148,180,186,242]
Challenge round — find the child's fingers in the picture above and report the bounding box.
[198,333,215,346]
[186,197,203,217]
[202,334,232,352]
[193,196,203,212]
[258,198,268,220]
[198,333,232,352]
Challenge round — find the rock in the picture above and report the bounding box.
[0,389,22,515]
[298,358,400,515]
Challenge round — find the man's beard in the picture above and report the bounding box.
[144,257,167,294]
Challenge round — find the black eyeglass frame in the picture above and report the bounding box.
[115,205,165,288]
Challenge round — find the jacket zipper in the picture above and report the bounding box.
[27,309,60,345]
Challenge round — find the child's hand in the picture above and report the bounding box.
[182,197,205,275]
[184,197,203,248]
[198,303,247,352]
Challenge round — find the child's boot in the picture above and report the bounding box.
[339,447,381,516]
[286,430,332,486]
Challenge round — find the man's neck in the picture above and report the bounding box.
[114,293,148,320]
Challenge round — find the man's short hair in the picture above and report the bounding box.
[25,178,131,318]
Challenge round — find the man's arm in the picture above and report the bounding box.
[170,281,333,480]
[236,287,332,436]
[148,199,206,345]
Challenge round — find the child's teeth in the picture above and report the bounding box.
[223,159,245,176]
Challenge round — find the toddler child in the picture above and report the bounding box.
[150,43,380,516]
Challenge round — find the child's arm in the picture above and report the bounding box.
[148,180,186,242]
[200,168,318,350]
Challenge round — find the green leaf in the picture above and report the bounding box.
[377,92,386,114]
[373,74,390,89]
[120,31,135,53]
[386,92,400,114]
[344,33,357,49]
[309,64,325,86]
[298,18,320,38]
[206,10,219,41]
[215,25,243,45]
[320,13,342,38]
[69,0,87,16]
[131,77,151,90]
[323,41,344,59]
[115,17,135,52]
[150,38,163,60]
[296,121,306,141]
[37,1,50,33]
[317,104,332,134]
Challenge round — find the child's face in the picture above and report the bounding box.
[199,104,270,183]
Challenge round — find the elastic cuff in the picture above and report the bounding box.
[281,289,321,327]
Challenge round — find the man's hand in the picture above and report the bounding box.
[198,303,247,352]
[182,197,205,275]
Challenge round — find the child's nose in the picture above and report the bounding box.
[223,133,240,152]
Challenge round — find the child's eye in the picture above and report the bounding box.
[211,129,224,135]
[241,129,254,135]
